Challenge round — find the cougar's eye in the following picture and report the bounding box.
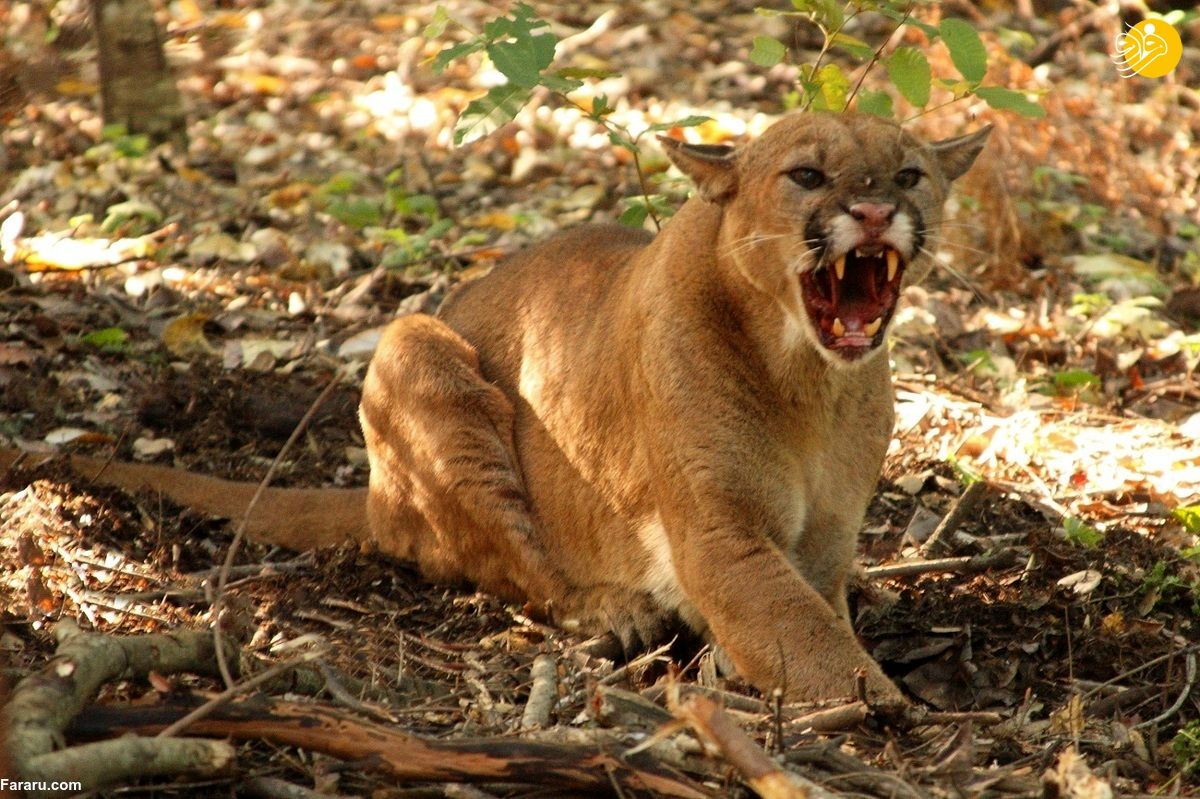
[895,168,922,189]
[787,167,826,190]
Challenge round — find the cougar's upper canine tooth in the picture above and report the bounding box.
[864,318,882,337]
[834,255,846,280]
[886,250,899,281]
[831,317,846,337]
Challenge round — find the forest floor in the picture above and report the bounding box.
[2,1,1200,797]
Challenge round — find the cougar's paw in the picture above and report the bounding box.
[555,587,677,660]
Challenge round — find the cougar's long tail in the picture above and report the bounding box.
[1,448,368,551]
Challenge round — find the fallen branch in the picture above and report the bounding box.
[674,693,839,799]
[4,620,230,768]
[69,697,712,798]
[920,481,988,556]
[21,738,234,799]
[521,654,558,730]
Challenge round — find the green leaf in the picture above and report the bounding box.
[875,6,940,38]
[974,86,1045,117]
[327,198,383,229]
[856,89,894,118]
[812,64,849,111]
[618,201,649,228]
[1063,517,1103,548]
[423,5,451,38]
[647,115,711,132]
[750,36,786,67]
[608,131,637,154]
[483,3,548,39]
[939,18,987,84]
[831,32,875,60]
[556,66,617,80]
[1174,505,1200,534]
[885,47,931,108]
[454,84,533,145]
[487,32,556,89]
[82,327,129,352]
[1053,368,1100,390]
[433,39,485,74]
[589,94,613,119]
[538,73,584,93]
[807,0,843,29]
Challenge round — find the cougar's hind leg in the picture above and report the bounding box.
[358,314,567,604]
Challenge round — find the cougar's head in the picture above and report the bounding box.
[660,112,990,365]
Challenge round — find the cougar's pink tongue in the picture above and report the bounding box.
[800,248,904,358]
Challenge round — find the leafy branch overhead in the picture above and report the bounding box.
[752,1,1045,118]
[431,1,1044,231]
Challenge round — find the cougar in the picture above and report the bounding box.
[2,112,990,703]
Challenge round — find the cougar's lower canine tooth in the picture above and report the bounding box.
[834,255,846,280]
[886,250,899,281]
[832,317,846,337]
[865,318,882,337]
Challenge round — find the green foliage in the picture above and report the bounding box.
[454,85,534,146]
[856,89,893,117]
[886,47,931,108]
[431,2,1046,228]
[1139,561,1200,616]
[945,454,981,487]
[1174,505,1200,535]
[619,195,675,228]
[101,201,162,235]
[974,86,1045,117]
[99,124,151,158]
[1053,368,1100,391]
[1062,517,1103,548]
[82,327,129,353]
[748,1,1043,119]
[751,36,787,66]
[1173,721,1200,776]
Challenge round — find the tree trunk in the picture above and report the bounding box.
[90,0,186,144]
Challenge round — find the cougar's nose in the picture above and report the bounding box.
[848,202,896,237]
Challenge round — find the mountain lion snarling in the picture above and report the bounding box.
[2,112,989,704]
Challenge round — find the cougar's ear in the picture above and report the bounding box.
[657,135,738,203]
[930,125,992,181]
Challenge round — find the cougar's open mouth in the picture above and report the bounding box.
[800,245,906,361]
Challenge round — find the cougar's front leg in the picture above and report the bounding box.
[647,429,903,705]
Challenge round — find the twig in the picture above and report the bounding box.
[1132,651,1196,730]
[920,480,988,556]
[598,640,674,686]
[316,659,398,724]
[156,651,323,739]
[211,371,343,688]
[673,693,839,799]
[845,4,912,109]
[790,701,869,732]
[1081,644,1200,702]
[865,548,1018,580]
[521,654,558,730]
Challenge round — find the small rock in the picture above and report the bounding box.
[132,436,175,460]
